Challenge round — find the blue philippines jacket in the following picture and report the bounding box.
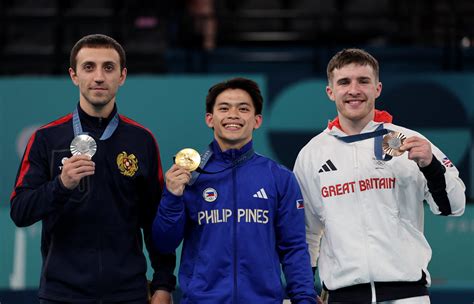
[153,140,317,304]
[10,105,176,303]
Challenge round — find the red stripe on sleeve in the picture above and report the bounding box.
[10,114,73,201]
[10,132,37,200]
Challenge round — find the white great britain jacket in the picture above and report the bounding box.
[294,110,466,293]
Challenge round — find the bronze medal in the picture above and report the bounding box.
[382,131,406,157]
[175,148,201,171]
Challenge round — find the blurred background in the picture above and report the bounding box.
[0,0,473,303]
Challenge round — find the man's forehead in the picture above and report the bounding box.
[333,63,376,78]
[334,63,373,73]
[76,47,120,64]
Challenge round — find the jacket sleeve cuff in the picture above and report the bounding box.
[149,276,176,293]
[419,155,445,178]
[419,154,453,215]
[161,187,185,211]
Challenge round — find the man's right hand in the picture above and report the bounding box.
[165,164,191,196]
[60,155,95,189]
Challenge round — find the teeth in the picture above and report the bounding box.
[225,124,240,128]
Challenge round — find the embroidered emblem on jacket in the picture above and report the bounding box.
[442,157,453,168]
[318,159,337,173]
[203,187,218,202]
[117,151,139,177]
[373,158,386,169]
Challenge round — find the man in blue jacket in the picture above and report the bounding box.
[152,77,318,303]
[10,34,175,304]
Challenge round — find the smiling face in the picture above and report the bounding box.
[326,63,382,133]
[205,88,262,151]
[69,47,127,117]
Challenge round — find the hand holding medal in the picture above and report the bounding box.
[165,148,199,196]
[398,135,433,167]
[382,131,433,167]
[59,134,96,190]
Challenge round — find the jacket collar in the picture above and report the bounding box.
[77,103,118,130]
[327,109,392,135]
[211,140,254,162]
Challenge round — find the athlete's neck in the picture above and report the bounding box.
[79,100,115,118]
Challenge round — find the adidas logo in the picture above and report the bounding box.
[253,188,268,199]
[318,160,337,173]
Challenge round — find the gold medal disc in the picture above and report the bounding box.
[382,131,406,157]
[175,148,201,171]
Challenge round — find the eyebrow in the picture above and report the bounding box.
[81,61,117,67]
[336,76,372,83]
[216,101,251,106]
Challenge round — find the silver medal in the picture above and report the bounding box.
[70,134,97,157]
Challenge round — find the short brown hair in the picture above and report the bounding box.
[70,34,126,71]
[327,48,379,84]
[206,77,263,115]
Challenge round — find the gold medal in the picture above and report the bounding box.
[70,134,97,157]
[382,131,406,157]
[175,148,201,171]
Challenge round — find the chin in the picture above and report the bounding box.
[90,100,111,107]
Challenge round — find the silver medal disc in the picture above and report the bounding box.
[70,134,97,157]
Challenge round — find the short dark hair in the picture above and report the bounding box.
[206,77,263,115]
[327,48,379,84]
[70,34,126,71]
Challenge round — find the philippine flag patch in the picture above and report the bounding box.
[442,157,453,168]
[296,199,304,209]
[203,188,218,202]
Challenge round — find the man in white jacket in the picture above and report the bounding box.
[294,48,466,304]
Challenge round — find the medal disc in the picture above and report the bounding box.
[70,134,97,157]
[382,131,406,157]
[175,148,201,171]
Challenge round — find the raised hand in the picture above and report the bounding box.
[165,164,192,196]
[400,136,433,168]
[60,155,95,189]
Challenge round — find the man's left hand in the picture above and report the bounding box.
[150,290,173,304]
[400,136,433,168]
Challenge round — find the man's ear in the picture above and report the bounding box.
[119,68,127,86]
[205,113,214,129]
[69,68,79,86]
[326,85,335,102]
[253,114,263,130]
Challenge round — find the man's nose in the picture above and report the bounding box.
[347,82,361,95]
[93,69,105,82]
[228,107,239,117]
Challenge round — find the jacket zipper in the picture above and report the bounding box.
[232,151,238,304]
[353,143,376,302]
[99,233,103,302]
[232,167,238,304]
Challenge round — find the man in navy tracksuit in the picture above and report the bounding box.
[10,34,175,303]
[152,77,319,303]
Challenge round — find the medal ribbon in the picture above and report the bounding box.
[334,124,390,160]
[188,145,255,185]
[72,107,119,140]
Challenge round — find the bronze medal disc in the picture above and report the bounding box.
[175,148,201,171]
[382,131,406,157]
[70,134,97,157]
